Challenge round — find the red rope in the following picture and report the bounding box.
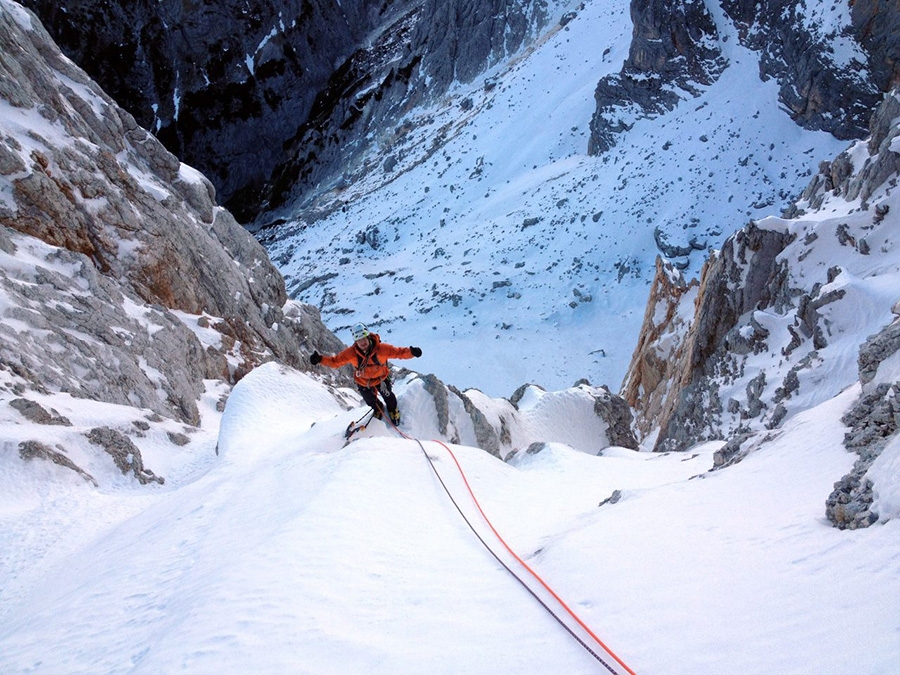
[430,438,638,675]
[384,414,637,675]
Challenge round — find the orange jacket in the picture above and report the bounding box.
[319,333,415,388]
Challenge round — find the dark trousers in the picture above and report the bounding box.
[358,378,398,415]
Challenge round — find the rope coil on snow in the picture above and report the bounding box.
[380,416,636,674]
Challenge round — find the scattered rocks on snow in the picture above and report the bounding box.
[18,440,97,486]
[9,398,71,426]
[87,427,165,485]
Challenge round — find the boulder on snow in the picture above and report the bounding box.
[87,427,164,485]
[18,439,97,486]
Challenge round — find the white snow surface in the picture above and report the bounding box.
[2,363,898,675]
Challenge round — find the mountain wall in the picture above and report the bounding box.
[16,0,900,224]
[589,0,897,156]
[0,1,344,480]
[258,0,560,220]
[18,0,563,222]
[622,86,900,526]
[588,0,727,154]
[15,0,395,222]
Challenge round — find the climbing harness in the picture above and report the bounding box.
[380,416,637,675]
[354,341,387,388]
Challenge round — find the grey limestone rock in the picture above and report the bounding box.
[449,384,502,458]
[826,319,900,529]
[10,398,71,426]
[87,427,165,485]
[19,440,98,486]
[797,92,900,212]
[591,0,899,159]
[589,0,725,155]
[592,386,638,450]
[827,378,900,529]
[859,321,900,387]
[721,0,881,140]
[649,222,793,451]
[0,2,341,482]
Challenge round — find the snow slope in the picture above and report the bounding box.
[263,0,849,397]
[2,363,898,674]
[1,3,897,673]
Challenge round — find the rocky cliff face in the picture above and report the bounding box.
[589,0,897,156]
[589,0,726,154]
[18,0,561,222]
[259,0,557,219]
[719,0,885,140]
[623,86,900,526]
[0,1,343,481]
[15,0,393,222]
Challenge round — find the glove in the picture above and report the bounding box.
[410,346,422,357]
[310,351,322,365]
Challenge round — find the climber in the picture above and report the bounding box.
[309,322,422,425]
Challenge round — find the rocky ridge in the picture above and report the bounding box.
[396,371,638,460]
[622,86,900,527]
[0,1,344,484]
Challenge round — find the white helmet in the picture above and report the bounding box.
[351,323,370,341]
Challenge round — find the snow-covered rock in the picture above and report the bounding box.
[624,86,900,527]
[0,0,341,484]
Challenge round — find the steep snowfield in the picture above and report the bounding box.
[264,1,848,397]
[1,363,898,674]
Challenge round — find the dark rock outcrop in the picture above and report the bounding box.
[19,0,556,221]
[720,0,881,140]
[589,0,726,154]
[590,0,899,157]
[10,398,71,426]
[87,427,164,485]
[18,440,98,486]
[16,0,391,221]
[850,0,900,95]
[259,0,554,219]
[592,386,639,450]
